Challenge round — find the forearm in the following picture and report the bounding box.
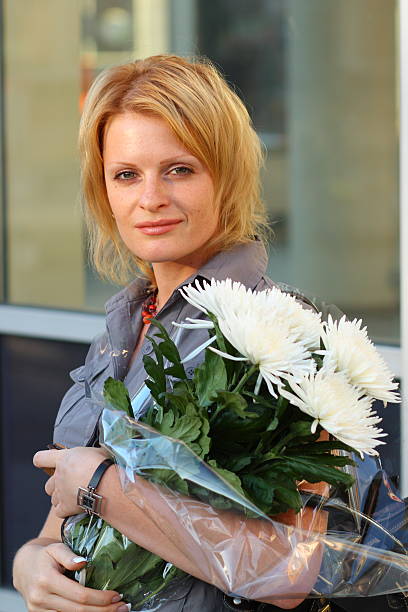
[99,465,210,583]
[99,465,327,604]
[34,446,328,605]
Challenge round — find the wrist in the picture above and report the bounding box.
[77,458,114,517]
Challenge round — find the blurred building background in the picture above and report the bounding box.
[0,0,403,607]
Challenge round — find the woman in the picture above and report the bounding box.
[12,55,327,612]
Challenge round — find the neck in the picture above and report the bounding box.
[152,261,199,310]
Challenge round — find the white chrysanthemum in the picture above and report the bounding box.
[178,278,255,321]
[321,315,400,405]
[280,370,387,457]
[214,307,315,395]
[178,279,322,348]
[265,287,322,350]
[175,279,317,396]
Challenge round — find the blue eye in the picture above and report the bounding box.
[170,166,192,176]
[115,170,137,180]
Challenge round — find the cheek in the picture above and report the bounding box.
[108,193,131,221]
[193,189,218,226]
[190,204,218,233]
[202,202,219,229]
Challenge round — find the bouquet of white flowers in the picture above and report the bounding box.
[62,280,407,610]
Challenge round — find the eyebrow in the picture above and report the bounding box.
[105,154,201,167]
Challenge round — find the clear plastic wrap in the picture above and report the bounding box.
[95,403,408,604]
[61,283,406,609]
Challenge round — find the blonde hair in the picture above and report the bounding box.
[79,54,268,285]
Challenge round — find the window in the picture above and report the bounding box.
[2,0,399,345]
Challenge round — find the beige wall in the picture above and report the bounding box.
[288,0,397,311]
[5,0,83,308]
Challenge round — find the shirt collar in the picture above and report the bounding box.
[105,239,268,314]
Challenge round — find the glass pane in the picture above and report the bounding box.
[4,0,399,346]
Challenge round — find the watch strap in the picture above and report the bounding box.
[77,458,114,516]
[87,458,114,490]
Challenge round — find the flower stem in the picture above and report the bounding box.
[136,566,181,606]
[273,431,297,454]
[233,364,258,394]
[276,395,288,418]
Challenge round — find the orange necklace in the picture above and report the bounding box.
[141,290,158,325]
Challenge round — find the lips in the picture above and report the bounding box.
[135,219,182,228]
[135,219,183,235]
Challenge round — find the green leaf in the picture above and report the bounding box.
[195,416,211,457]
[143,355,166,387]
[193,350,227,407]
[103,378,133,417]
[164,364,188,379]
[158,339,182,365]
[213,391,253,419]
[207,313,241,382]
[162,389,192,413]
[243,391,278,410]
[285,441,355,455]
[161,410,175,432]
[144,378,165,406]
[153,406,202,445]
[241,473,275,508]
[289,420,316,438]
[143,402,163,427]
[266,417,279,432]
[188,483,237,511]
[276,395,289,419]
[290,454,355,468]
[274,483,302,513]
[147,468,190,495]
[221,454,253,472]
[147,336,165,369]
[210,405,271,454]
[280,456,355,488]
[148,321,185,367]
[146,320,187,381]
[207,459,246,498]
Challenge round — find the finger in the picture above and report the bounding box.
[46,544,122,606]
[50,576,128,610]
[35,589,128,612]
[50,491,58,508]
[45,476,55,497]
[47,595,131,612]
[33,449,62,469]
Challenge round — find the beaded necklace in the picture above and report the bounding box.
[141,290,158,325]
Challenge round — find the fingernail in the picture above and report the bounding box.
[116,604,131,612]
[111,594,123,603]
[72,556,87,564]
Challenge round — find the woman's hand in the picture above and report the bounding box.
[33,446,110,517]
[13,538,129,612]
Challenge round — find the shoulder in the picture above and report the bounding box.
[196,242,319,312]
[197,240,268,289]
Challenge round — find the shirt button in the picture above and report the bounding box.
[142,342,153,355]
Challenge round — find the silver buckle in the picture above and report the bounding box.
[77,486,103,516]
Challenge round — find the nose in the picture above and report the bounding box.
[138,174,169,211]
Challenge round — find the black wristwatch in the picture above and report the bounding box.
[77,458,114,517]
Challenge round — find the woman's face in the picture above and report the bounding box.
[103,112,219,268]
